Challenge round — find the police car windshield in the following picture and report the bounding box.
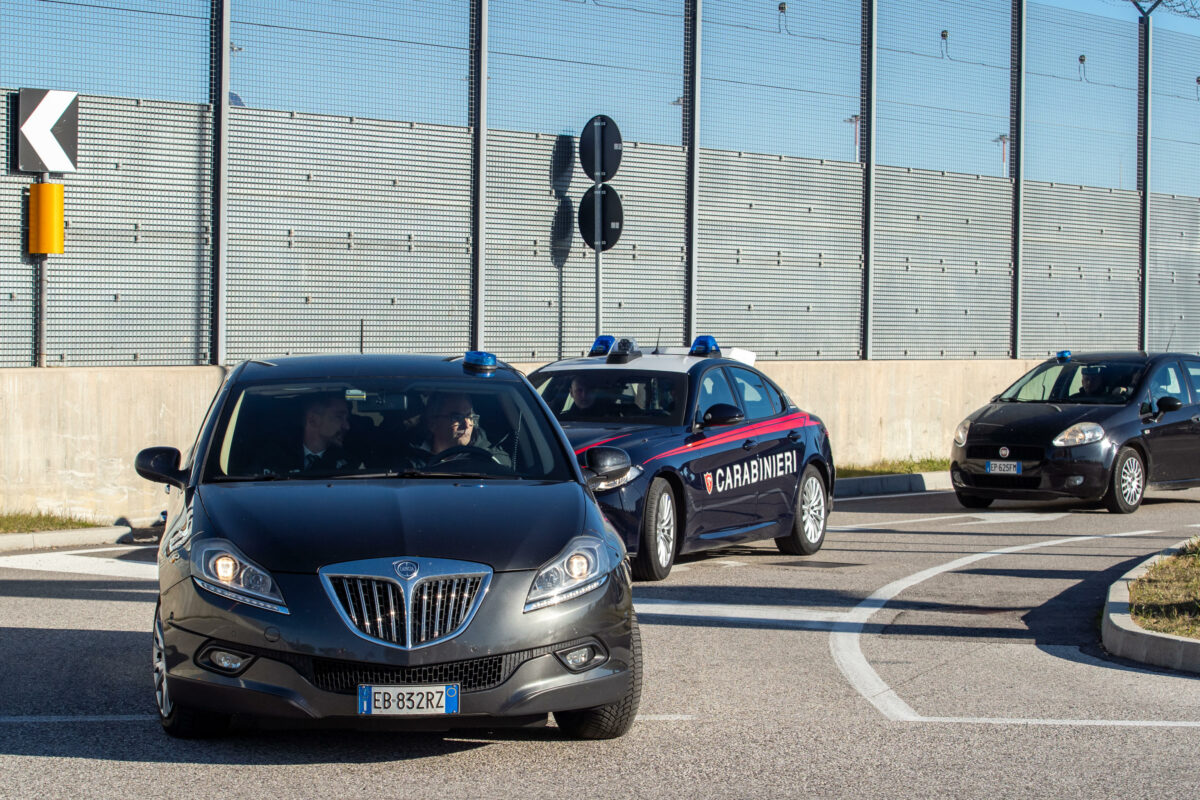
[204,377,574,482]
[997,360,1145,405]
[532,370,687,427]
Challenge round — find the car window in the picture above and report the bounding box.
[206,377,573,482]
[728,367,778,421]
[1000,360,1144,405]
[1144,362,1189,412]
[696,368,738,421]
[1184,361,1200,399]
[529,370,685,426]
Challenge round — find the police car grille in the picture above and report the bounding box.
[330,575,485,647]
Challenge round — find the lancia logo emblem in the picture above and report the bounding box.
[394,560,419,580]
[999,446,1010,458]
[704,472,714,494]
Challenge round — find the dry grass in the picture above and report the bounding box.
[0,512,97,534]
[1130,538,1200,640]
[839,457,950,479]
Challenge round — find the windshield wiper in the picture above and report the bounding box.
[329,470,429,480]
[210,473,290,482]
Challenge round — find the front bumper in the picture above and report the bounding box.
[950,440,1115,501]
[160,566,635,727]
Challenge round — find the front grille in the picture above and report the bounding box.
[966,444,1044,461]
[327,571,486,649]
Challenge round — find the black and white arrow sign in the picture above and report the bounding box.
[18,89,79,173]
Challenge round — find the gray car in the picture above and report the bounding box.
[136,352,641,738]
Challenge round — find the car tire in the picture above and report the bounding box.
[632,478,677,581]
[154,602,230,739]
[776,464,828,556]
[955,492,993,509]
[554,615,642,740]
[1104,446,1145,514]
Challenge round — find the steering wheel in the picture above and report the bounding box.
[426,445,496,466]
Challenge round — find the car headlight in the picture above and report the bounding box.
[954,419,971,447]
[591,464,643,492]
[191,539,289,614]
[525,536,620,612]
[1052,422,1105,448]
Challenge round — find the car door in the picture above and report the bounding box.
[1177,359,1200,481]
[1139,360,1195,482]
[678,366,760,540]
[725,366,799,529]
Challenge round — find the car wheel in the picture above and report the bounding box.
[554,615,642,740]
[154,602,230,738]
[632,478,677,581]
[955,492,993,509]
[776,465,828,556]
[1104,447,1145,514]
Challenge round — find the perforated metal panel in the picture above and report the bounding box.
[226,109,472,360]
[484,130,686,361]
[37,95,212,366]
[696,152,864,360]
[873,167,1014,359]
[1148,193,1200,353]
[0,91,35,366]
[1019,181,1141,357]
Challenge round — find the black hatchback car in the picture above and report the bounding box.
[135,352,640,738]
[951,351,1200,513]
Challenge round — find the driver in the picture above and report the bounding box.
[416,392,510,466]
[1071,365,1106,399]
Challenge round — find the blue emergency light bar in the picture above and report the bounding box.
[1055,350,1072,363]
[589,335,616,357]
[689,335,721,358]
[463,350,497,374]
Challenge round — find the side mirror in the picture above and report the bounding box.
[135,446,187,489]
[584,446,631,490]
[1157,396,1183,414]
[700,403,744,428]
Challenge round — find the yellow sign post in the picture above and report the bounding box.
[28,182,64,254]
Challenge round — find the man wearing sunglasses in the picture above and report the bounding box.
[417,392,511,467]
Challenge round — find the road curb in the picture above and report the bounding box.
[1101,540,1200,675]
[0,526,133,553]
[835,470,952,499]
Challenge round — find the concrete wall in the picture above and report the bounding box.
[0,359,1039,525]
[0,366,227,525]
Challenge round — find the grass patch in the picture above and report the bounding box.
[1130,537,1200,640]
[839,457,950,479]
[0,512,98,534]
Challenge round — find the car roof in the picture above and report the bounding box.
[1042,352,1194,364]
[234,354,525,383]
[535,353,752,376]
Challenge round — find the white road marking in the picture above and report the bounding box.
[829,514,972,532]
[828,529,1168,726]
[919,716,1200,728]
[840,490,954,501]
[713,560,746,568]
[0,549,156,581]
[636,714,695,722]
[635,598,846,627]
[962,512,1071,526]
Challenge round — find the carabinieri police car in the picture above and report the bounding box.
[529,336,835,580]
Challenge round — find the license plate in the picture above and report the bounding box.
[357,684,459,716]
[985,460,1021,475]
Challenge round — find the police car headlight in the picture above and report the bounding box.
[591,464,643,493]
[953,419,971,447]
[191,539,289,614]
[525,536,618,612]
[1052,422,1104,448]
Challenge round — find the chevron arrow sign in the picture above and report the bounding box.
[18,89,79,173]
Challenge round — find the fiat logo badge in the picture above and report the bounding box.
[999,446,1010,458]
[394,560,419,580]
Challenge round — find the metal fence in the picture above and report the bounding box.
[2,0,1199,367]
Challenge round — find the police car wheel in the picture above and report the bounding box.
[1104,447,1144,514]
[632,478,677,581]
[776,465,827,556]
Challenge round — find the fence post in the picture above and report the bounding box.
[1011,0,1026,359]
[684,0,701,346]
[470,0,488,352]
[860,0,877,360]
[209,0,230,366]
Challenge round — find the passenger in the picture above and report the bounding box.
[415,392,511,467]
[561,375,615,420]
[256,392,352,474]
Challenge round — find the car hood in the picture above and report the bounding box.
[968,402,1121,443]
[195,480,587,573]
[559,422,677,457]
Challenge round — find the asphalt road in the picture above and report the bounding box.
[2,488,1199,799]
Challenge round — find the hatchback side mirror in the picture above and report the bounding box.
[583,446,632,491]
[1157,396,1183,414]
[135,446,187,489]
[700,403,744,428]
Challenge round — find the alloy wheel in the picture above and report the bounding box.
[655,491,675,567]
[801,475,826,543]
[1120,455,1144,507]
[153,608,173,719]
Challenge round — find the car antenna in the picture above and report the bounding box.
[653,328,662,354]
[1165,323,1175,352]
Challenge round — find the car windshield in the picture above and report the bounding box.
[531,370,687,426]
[204,376,574,482]
[997,360,1146,405]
